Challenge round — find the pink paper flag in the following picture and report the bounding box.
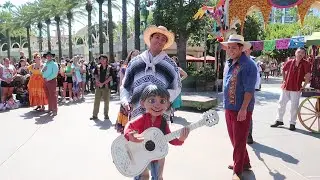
[276,38,291,50]
[250,41,264,51]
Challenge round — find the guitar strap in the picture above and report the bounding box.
[144,115,167,134]
[160,116,167,135]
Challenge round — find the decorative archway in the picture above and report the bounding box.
[11,43,20,49]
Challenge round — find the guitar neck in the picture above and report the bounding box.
[164,120,204,142]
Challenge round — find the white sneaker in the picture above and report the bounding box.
[73,97,78,101]
[61,98,66,103]
[69,98,73,102]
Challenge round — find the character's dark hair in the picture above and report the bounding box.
[140,84,170,101]
[297,47,306,52]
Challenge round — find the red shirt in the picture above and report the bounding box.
[124,113,184,146]
[282,59,311,91]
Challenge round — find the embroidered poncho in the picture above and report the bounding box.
[120,50,181,120]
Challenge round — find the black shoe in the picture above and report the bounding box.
[104,116,110,120]
[289,124,296,131]
[247,134,254,144]
[90,116,98,120]
[270,121,284,127]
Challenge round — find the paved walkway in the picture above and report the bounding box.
[0,76,319,180]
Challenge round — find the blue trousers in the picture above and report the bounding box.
[134,161,160,180]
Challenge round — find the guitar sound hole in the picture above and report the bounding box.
[145,140,155,151]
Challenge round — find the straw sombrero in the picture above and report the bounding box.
[220,34,251,52]
[143,25,175,50]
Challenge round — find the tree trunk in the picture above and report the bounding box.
[26,26,32,61]
[37,22,43,53]
[67,11,73,58]
[87,4,93,62]
[55,16,62,62]
[176,32,187,70]
[108,0,114,62]
[45,19,51,51]
[134,0,140,50]
[6,29,11,59]
[122,0,128,60]
[98,2,104,54]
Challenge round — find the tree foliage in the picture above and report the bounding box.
[153,0,206,69]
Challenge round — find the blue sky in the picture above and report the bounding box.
[9,0,133,35]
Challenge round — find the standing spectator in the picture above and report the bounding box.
[221,34,257,180]
[90,54,114,120]
[170,56,188,121]
[0,58,17,104]
[42,51,59,116]
[271,48,311,131]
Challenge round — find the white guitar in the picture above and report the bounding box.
[111,109,219,177]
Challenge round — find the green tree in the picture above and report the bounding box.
[153,0,205,69]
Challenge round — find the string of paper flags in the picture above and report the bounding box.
[249,36,305,51]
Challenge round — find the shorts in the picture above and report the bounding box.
[134,161,160,180]
[1,81,14,87]
[64,77,73,84]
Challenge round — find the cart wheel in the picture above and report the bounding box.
[298,96,320,133]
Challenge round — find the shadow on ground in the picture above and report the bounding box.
[249,141,296,180]
[20,110,54,124]
[93,119,112,130]
[250,142,299,164]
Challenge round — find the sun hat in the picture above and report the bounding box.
[143,25,175,50]
[220,34,252,51]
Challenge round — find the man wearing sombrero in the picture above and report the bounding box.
[120,25,181,179]
[41,51,59,116]
[120,25,181,121]
[221,34,257,180]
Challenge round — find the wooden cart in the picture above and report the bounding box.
[299,89,320,133]
[298,55,320,133]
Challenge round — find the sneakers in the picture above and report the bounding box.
[270,121,284,127]
[104,115,110,120]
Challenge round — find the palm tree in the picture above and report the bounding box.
[37,22,43,52]
[107,0,114,62]
[122,0,128,60]
[65,0,88,58]
[0,6,16,58]
[15,3,36,60]
[97,0,105,54]
[45,18,51,51]
[66,11,73,57]
[134,0,140,50]
[86,0,93,62]
[54,15,63,61]
[40,0,68,62]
